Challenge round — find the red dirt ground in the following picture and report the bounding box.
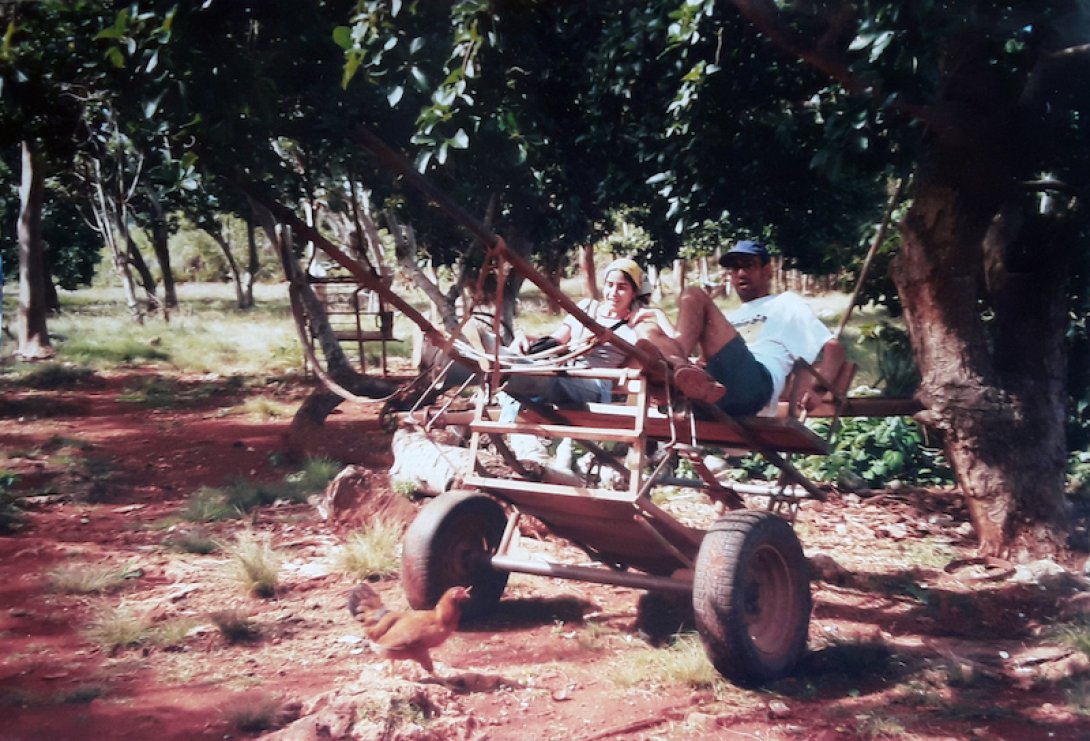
[2,369,1090,740]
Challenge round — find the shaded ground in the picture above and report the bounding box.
[2,369,1090,740]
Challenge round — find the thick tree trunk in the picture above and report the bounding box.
[892,32,1071,557]
[16,140,54,359]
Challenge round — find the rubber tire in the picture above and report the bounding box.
[401,490,509,620]
[692,510,811,685]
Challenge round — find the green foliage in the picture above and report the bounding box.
[859,323,919,397]
[801,416,953,488]
[14,363,97,390]
[740,415,953,488]
[1069,451,1090,499]
[182,457,340,523]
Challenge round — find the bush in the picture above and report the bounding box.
[801,416,954,488]
[738,415,954,489]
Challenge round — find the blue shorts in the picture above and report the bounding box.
[704,336,774,416]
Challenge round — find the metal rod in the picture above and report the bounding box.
[490,555,692,594]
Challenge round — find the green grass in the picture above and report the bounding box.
[24,284,302,375]
[180,456,340,523]
[8,363,98,390]
[228,395,296,420]
[0,470,22,534]
[1051,618,1090,659]
[608,633,732,695]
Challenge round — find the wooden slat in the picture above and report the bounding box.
[470,419,642,444]
[525,407,829,455]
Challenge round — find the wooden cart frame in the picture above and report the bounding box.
[395,338,886,684]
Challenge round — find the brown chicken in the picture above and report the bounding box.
[347,583,471,676]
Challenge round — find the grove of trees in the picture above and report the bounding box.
[2,0,1088,557]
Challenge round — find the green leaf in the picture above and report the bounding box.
[410,66,428,91]
[332,26,353,50]
[105,46,125,69]
[386,85,404,107]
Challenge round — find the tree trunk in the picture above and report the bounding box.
[673,258,688,293]
[581,244,599,301]
[243,209,258,309]
[145,191,178,309]
[126,233,160,311]
[251,203,396,461]
[891,32,1071,557]
[15,139,54,359]
[88,159,142,322]
[203,223,247,309]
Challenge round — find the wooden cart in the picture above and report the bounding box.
[394,338,891,685]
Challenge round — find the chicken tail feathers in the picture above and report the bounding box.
[347,582,386,620]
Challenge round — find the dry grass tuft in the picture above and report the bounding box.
[335,518,404,581]
[223,530,282,598]
[210,608,261,644]
[48,561,136,594]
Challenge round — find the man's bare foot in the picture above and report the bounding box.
[674,366,726,404]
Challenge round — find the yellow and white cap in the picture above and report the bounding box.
[602,257,652,297]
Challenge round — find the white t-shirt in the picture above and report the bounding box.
[562,298,637,369]
[727,292,832,415]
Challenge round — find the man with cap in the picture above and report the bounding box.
[638,240,839,417]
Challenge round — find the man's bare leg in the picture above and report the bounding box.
[635,287,740,404]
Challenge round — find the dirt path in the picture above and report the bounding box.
[2,371,1089,740]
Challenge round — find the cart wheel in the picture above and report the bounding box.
[692,510,811,685]
[401,490,509,620]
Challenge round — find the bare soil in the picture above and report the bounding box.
[2,369,1090,740]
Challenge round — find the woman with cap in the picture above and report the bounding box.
[500,258,671,464]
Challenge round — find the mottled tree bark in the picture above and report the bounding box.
[16,140,54,359]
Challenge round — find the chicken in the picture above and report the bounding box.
[347,583,471,676]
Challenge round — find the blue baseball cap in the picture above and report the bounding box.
[719,240,771,267]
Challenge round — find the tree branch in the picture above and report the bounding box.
[729,0,864,93]
[728,0,937,126]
